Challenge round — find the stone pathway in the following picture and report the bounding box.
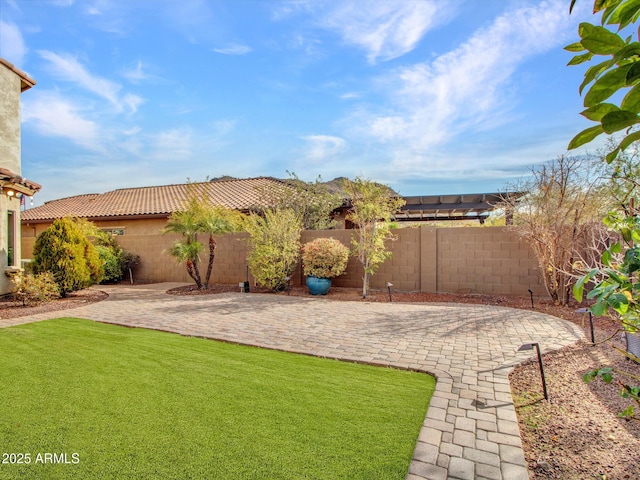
[2,283,584,480]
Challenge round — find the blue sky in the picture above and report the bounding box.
[1,0,597,205]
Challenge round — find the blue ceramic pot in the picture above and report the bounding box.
[306,276,332,295]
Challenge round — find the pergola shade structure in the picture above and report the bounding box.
[395,192,524,224]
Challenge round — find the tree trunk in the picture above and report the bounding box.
[204,235,216,288]
[186,259,203,289]
[362,271,370,298]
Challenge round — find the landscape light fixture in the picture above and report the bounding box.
[576,307,595,344]
[528,289,535,309]
[285,276,291,296]
[386,282,393,302]
[518,342,548,400]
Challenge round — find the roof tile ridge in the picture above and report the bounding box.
[41,193,100,204]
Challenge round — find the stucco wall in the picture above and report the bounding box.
[0,62,26,294]
[0,65,22,176]
[22,217,169,238]
[22,223,544,296]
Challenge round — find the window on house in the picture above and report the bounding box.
[7,210,16,266]
[100,228,125,236]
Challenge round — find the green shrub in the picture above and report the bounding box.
[12,271,60,306]
[244,208,302,291]
[75,219,141,284]
[119,250,141,273]
[32,218,104,296]
[96,245,122,283]
[302,237,349,278]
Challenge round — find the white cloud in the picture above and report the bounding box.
[270,0,313,21]
[122,60,150,83]
[302,135,347,162]
[151,128,193,161]
[38,50,144,114]
[345,0,575,176]
[122,93,144,114]
[5,0,22,12]
[38,50,121,104]
[22,91,101,151]
[84,0,111,15]
[0,21,27,67]
[123,126,141,136]
[213,44,252,55]
[321,0,454,63]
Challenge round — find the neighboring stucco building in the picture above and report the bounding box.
[21,177,295,239]
[0,57,41,294]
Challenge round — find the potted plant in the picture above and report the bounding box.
[301,237,349,295]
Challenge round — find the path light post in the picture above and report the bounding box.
[386,282,393,302]
[528,289,535,309]
[576,307,595,344]
[518,342,548,401]
[285,276,291,296]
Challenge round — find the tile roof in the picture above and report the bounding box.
[0,167,42,195]
[0,57,36,92]
[22,177,290,222]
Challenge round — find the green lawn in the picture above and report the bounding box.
[0,318,434,479]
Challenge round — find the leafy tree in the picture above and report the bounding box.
[342,177,405,298]
[164,198,204,288]
[603,138,640,215]
[503,155,609,305]
[567,0,640,161]
[244,208,303,291]
[256,173,343,230]
[164,184,242,289]
[568,0,640,419]
[32,217,104,296]
[198,204,244,288]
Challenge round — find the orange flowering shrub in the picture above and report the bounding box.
[302,237,349,279]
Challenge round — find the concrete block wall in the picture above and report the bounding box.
[436,227,541,296]
[368,227,421,291]
[21,225,544,296]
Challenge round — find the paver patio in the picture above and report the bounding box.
[2,283,584,480]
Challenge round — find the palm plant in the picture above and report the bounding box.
[164,203,205,289]
[198,206,243,288]
[168,240,203,288]
[164,184,242,289]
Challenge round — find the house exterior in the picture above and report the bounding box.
[0,57,41,294]
[21,177,309,285]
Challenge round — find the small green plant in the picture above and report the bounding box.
[96,245,122,283]
[301,237,349,279]
[119,250,141,280]
[12,271,60,306]
[583,367,640,420]
[244,208,303,291]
